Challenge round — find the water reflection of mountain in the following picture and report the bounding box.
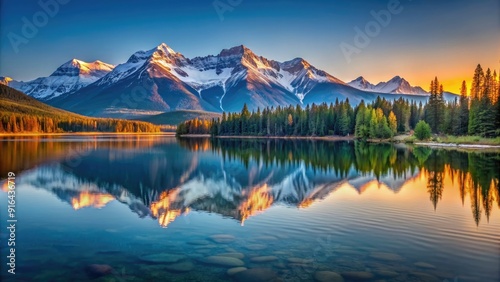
[0,135,173,178]
[9,138,500,227]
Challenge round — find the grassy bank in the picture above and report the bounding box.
[404,135,500,146]
[436,136,500,145]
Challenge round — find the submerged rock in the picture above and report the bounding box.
[251,256,278,263]
[199,256,245,267]
[341,271,374,280]
[410,271,441,282]
[413,262,436,269]
[138,253,186,264]
[165,261,194,272]
[209,234,236,243]
[274,262,287,269]
[85,264,113,278]
[369,252,404,262]
[272,251,288,255]
[227,267,248,276]
[244,244,267,251]
[287,257,313,264]
[234,268,277,282]
[314,271,344,282]
[374,270,399,278]
[217,252,245,259]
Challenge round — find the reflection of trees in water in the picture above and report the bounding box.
[463,153,498,225]
[422,149,500,225]
[427,172,444,211]
[196,139,421,179]
[424,151,445,211]
[0,136,170,179]
[8,136,498,226]
[187,138,499,226]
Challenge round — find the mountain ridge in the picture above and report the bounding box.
[3,43,456,118]
[348,76,428,95]
[1,59,115,100]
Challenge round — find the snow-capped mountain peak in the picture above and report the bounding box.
[126,43,180,63]
[375,76,427,95]
[347,76,376,91]
[98,43,189,87]
[349,75,427,95]
[51,59,115,77]
[156,42,177,55]
[0,76,13,86]
[9,59,115,100]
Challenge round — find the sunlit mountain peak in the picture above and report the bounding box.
[71,191,115,210]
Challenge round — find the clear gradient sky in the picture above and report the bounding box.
[1,0,499,93]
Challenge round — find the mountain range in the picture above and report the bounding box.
[347,76,428,95]
[1,43,454,119]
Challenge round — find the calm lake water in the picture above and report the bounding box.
[0,135,499,282]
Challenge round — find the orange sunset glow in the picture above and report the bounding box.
[71,191,115,210]
[150,190,190,228]
[238,184,274,225]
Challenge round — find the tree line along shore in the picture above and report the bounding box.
[177,64,500,146]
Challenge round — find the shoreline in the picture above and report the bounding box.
[4,133,498,151]
[178,134,500,151]
[180,135,355,141]
[414,142,500,149]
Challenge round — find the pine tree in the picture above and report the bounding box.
[457,81,469,135]
[476,69,496,137]
[388,111,397,135]
[471,64,484,100]
[409,101,419,129]
[425,77,445,133]
[354,101,368,139]
[496,82,500,135]
[337,103,350,136]
[241,103,250,135]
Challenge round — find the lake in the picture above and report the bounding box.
[0,135,499,282]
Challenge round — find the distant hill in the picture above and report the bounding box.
[136,110,222,126]
[0,84,159,133]
[0,83,87,118]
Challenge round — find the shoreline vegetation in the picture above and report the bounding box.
[0,85,162,134]
[177,134,500,149]
[176,65,500,151]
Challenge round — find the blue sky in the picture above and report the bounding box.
[1,0,499,91]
